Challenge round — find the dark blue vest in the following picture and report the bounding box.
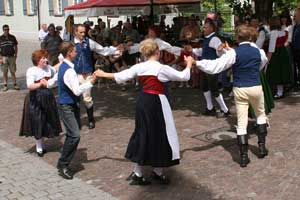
[232,44,261,88]
[73,38,94,74]
[202,33,218,60]
[291,24,300,51]
[58,62,80,104]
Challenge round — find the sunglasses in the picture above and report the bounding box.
[3,29,9,31]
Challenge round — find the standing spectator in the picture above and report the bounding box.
[266,16,293,99]
[63,15,74,41]
[289,8,300,85]
[122,22,140,43]
[38,24,48,42]
[41,24,63,65]
[0,24,19,91]
[179,17,200,40]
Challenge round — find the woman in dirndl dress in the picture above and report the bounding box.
[266,16,293,99]
[94,38,193,185]
[19,49,62,157]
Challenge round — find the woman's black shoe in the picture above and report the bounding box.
[273,94,284,100]
[128,173,151,186]
[36,149,47,157]
[58,168,73,180]
[151,172,170,185]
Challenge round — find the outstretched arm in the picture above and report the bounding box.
[194,49,236,74]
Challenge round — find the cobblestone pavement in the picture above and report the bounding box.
[1,40,300,200]
[0,139,117,200]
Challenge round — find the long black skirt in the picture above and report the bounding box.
[125,92,180,167]
[19,88,62,140]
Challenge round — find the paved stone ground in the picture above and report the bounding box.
[0,139,118,200]
[1,40,300,200]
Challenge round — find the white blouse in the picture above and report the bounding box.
[268,30,287,53]
[114,60,190,84]
[26,65,57,88]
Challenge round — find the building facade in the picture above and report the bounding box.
[0,0,88,40]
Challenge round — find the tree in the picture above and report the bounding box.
[226,0,299,22]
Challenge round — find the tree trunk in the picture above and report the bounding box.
[254,0,274,22]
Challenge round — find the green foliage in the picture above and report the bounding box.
[227,0,251,21]
[273,0,299,15]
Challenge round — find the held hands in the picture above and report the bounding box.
[93,69,106,78]
[184,56,195,69]
[40,79,48,88]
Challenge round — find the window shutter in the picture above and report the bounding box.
[48,0,53,16]
[9,0,13,15]
[0,0,4,16]
[22,0,27,15]
[62,0,68,15]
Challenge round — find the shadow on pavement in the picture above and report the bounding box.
[129,168,225,200]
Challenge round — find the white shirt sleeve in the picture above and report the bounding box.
[288,25,294,43]
[195,49,236,74]
[268,31,278,53]
[47,73,57,88]
[256,31,266,49]
[114,64,139,84]
[63,68,93,96]
[158,65,191,82]
[156,38,182,56]
[89,39,118,56]
[26,68,35,88]
[209,36,222,50]
[259,49,268,70]
[128,43,140,54]
[192,48,203,57]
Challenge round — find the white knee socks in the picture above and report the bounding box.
[277,85,284,96]
[215,94,228,113]
[133,163,143,177]
[36,138,44,153]
[203,91,213,110]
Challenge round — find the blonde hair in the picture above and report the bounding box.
[139,39,159,58]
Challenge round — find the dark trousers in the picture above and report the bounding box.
[57,104,81,169]
[201,72,220,97]
[292,50,300,83]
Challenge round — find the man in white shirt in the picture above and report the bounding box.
[38,24,48,42]
[56,41,97,179]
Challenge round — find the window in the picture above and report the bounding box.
[54,0,63,15]
[26,0,35,15]
[4,0,13,16]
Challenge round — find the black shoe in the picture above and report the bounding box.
[58,168,73,180]
[237,135,250,168]
[216,110,231,118]
[37,151,44,157]
[240,154,250,168]
[128,173,151,186]
[257,143,268,158]
[274,94,284,100]
[203,107,216,116]
[88,121,95,129]
[151,172,170,185]
[36,149,47,157]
